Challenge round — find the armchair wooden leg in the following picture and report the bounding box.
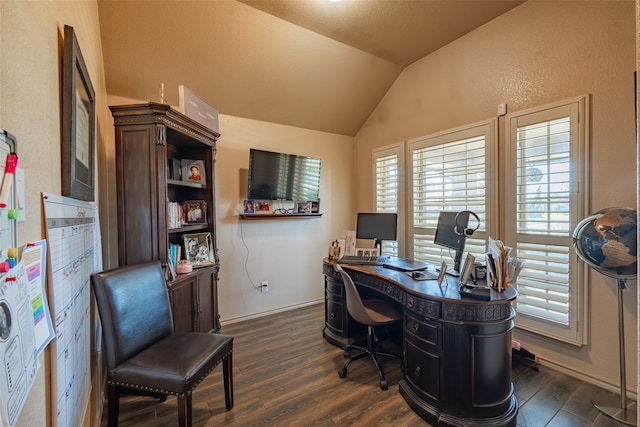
[177,394,192,427]
[107,384,120,427]
[223,353,234,410]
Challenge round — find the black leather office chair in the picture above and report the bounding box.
[334,264,401,390]
[91,261,233,427]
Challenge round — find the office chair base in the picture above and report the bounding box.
[338,343,400,390]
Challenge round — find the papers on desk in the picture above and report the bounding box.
[485,237,523,292]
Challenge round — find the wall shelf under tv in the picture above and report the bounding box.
[239,213,323,220]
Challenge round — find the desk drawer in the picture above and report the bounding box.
[325,298,344,333]
[404,311,441,349]
[326,280,343,297]
[405,338,442,404]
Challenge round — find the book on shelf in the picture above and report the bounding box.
[168,243,182,267]
[167,201,185,229]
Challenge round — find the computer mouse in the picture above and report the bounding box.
[411,271,425,279]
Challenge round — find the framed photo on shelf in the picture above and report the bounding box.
[243,199,254,214]
[254,201,271,213]
[62,25,96,202]
[183,200,207,224]
[296,201,312,213]
[181,159,206,184]
[182,232,214,267]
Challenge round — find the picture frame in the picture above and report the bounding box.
[166,252,177,282]
[182,232,214,267]
[243,199,254,214]
[183,200,207,224]
[62,25,96,202]
[296,201,312,213]
[437,261,447,287]
[171,158,182,180]
[460,252,476,285]
[254,201,271,214]
[355,247,379,257]
[328,239,345,260]
[181,159,206,184]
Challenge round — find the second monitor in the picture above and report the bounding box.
[356,212,398,255]
[434,211,470,276]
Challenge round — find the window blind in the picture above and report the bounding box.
[514,118,572,323]
[506,96,588,345]
[409,130,489,266]
[374,152,399,256]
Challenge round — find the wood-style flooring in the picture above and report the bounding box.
[100,303,635,426]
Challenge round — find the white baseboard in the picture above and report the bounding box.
[537,357,638,400]
[220,299,324,326]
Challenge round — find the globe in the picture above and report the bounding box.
[572,207,637,279]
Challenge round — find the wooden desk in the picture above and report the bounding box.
[322,260,518,427]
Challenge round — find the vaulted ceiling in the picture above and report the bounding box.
[98,0,524,136]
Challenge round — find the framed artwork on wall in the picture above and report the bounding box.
[62,25,96,201]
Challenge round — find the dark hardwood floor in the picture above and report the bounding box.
[100,303,635,426]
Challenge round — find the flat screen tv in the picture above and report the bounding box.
[247,149,321,202]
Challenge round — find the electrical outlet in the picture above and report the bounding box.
[261,281,269,293]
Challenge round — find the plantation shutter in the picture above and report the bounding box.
[374,147,401,256]
[408,122,495,266]
[506,97,588,345]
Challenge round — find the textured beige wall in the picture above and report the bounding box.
[357,1,637,394]
[0,2,110,426]
[1,1,638,424]
[107,94,355,323]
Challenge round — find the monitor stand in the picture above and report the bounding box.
[445,267,460,277]
[436,248,463,277]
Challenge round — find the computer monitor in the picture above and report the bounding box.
[433,211,469,274]
[356,212,398,254]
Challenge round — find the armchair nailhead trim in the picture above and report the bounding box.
[109,348,232,398]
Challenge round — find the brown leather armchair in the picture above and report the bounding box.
[91,261,233,427]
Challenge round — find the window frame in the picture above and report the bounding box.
[372,142,405,257]
[504,95,590,346]
[406,119,498,266]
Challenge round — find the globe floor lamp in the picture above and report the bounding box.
[573,207,637,426]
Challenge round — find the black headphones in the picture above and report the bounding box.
[454,210,480,236]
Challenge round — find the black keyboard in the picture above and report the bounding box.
[337,255,389,265]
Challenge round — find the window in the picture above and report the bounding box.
[408,121,497,266]
[505,96,589,345]
[373,143,403,256]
